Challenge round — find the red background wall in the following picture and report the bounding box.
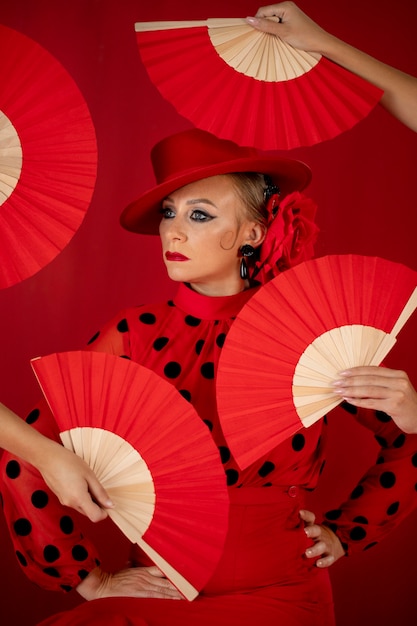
[0,1,416,624]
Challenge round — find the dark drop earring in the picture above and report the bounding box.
[240,244,255,280]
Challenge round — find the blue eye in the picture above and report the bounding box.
[160,207,175,219]
[191,210,213,222]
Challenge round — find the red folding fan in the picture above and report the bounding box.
[135,18,382,150]
[216,255,417,469]
[0,24,97,289]
[31,351,229,601]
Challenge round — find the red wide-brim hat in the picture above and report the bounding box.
[120,129,311,235]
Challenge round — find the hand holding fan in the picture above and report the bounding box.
[31,351,229,601]
[135,18,382,150]
[216,255,417,469]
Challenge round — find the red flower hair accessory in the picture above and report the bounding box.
[252,191,319,285]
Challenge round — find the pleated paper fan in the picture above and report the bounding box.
[216,255,417,469]
[135,19,383,150]
[0,24,97,289]
[30,351,229,601]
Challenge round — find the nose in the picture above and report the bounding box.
[161,215,187,242]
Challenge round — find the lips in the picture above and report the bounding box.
[165,251,190,262]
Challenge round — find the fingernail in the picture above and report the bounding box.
[245,16,260,24]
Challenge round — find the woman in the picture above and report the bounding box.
[247,2,417,133]
[1,129,417,626]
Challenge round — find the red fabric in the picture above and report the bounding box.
[1,283,417,625]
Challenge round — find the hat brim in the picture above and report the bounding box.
[120,156,311,235]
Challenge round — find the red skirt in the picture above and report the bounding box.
[38,487,335,626]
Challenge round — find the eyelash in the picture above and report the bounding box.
[160,208,214,222]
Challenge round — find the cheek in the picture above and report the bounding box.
[219,229,239,251]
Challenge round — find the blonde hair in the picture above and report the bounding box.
[227,172,269,227]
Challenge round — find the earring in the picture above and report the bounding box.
[240,244,255,280]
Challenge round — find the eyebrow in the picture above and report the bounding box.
[163,196,218,208]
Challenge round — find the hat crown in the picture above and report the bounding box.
[151,129,259,184]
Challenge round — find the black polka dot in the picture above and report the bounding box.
[216,333,226,348]
[393,434,406,448]
[226,469,239,486]
[31,490,49,508]
[375,411,392,423]
[325,522,338,534]
[44,545,61,563]
[78,569,89,580]
[376,456,385,465]
[179,389,192,402]
[16,551,27,567]
[44,567,60,578]
[379,471,396,488]
[72,545,88,561]
[350,485,364,499]
[204,420,213,431]
[412,453,417,468]
[325,509,342,521]
[185,315,201,327]
[5,460,21,479]
[350,526,367,541]
[60,516,74,535]
[341,401,358,415]
[201,362,214,379]
[164,361,181,379]
[116,319,129,333]
[387,501,400,515]
[258,461,275,477]
[363,542,378,551]
[195,339,205,355]
[375,435,388,448]
[353,516,368,524]
[14,518,32,536]
[26,409,40,424]
[153,337,169,351]
[139,313,156,325]
[292,434,305,451]
[167,300,175,307]
[87,331,100,345]
[219,447,231,464]
[61,584,73,592]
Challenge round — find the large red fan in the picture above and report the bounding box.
[31,351,229,601]
[0,25,97,289]
[135,18,382,150]
[216,255,417,469]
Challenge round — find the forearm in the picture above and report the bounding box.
[315,34,417,132]
[0,402,61,466]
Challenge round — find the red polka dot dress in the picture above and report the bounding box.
[2,283,417,626]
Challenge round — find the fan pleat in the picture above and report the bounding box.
[31,351,229,600]
[136,24,382,150]
[217,255,417,469]
[0,25,97,288]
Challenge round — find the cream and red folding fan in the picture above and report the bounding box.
[135,18,383,150]
[216,255,417,469]
[30,351,229,601]
[0,25,97,289]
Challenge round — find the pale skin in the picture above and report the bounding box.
[0,402,113,522]
[76,174,416,597]
[246,2,417,132]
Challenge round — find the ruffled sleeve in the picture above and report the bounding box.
[0,309,134,592]
[322,403,417,554]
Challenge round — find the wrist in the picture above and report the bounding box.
[76,567,107,600]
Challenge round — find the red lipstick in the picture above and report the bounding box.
[165,251,190,262]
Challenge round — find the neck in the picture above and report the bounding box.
[188,278,249,297]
